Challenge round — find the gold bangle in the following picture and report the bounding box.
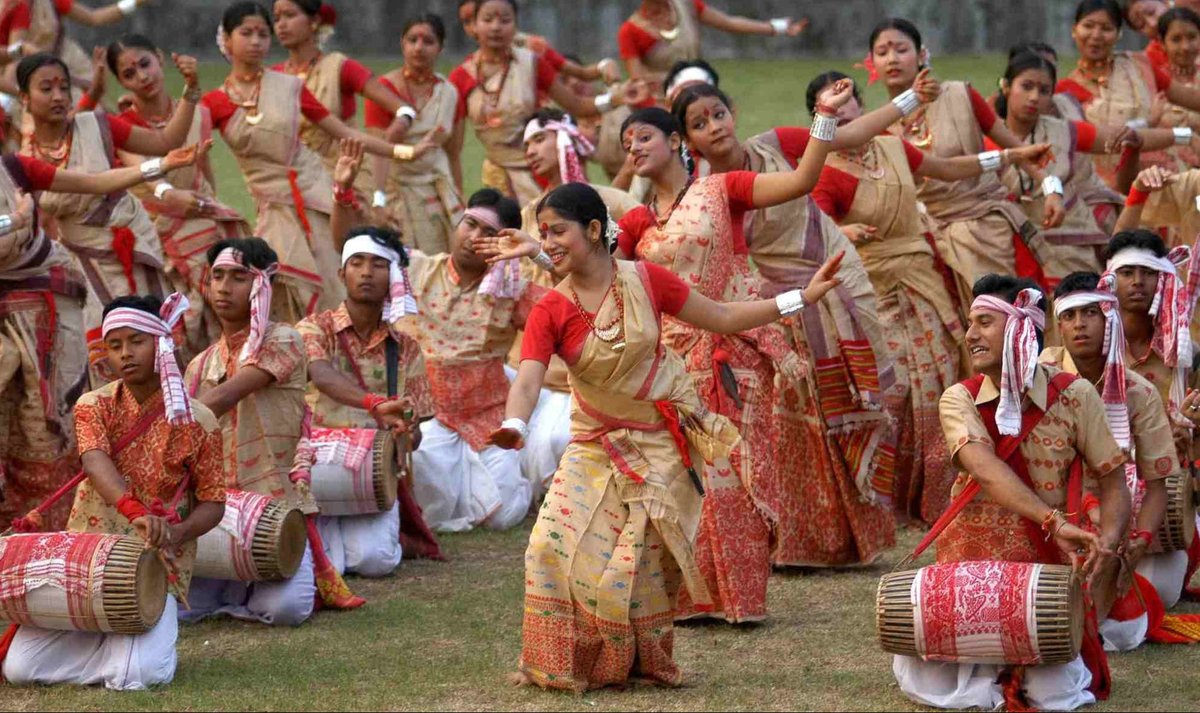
[392,144,415,161]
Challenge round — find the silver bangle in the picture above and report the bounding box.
[117,0,138,16]
[6,42,21,58]
[891,88,920,117]
[1041,175,1064,196]
[500,417,529,440]
[153,182,175,200]
[1174,127,1194,145]
[811,114,837,143]
[1125,118,1149,130]
[0,214,13,236]
[770,18,790,35]
[395,105,417,123]
[977,150,1002,172]
[775,289,806,316]
[594,92,614,114]
[532,250,554,272]
[139,158,165,181]
[372,190,388,209]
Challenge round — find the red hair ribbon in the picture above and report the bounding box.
[317,3,337,27]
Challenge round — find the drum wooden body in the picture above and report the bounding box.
[877,561,1082,665]
[1157,472,1196,552]
[0,532,165,634]
[310,428,398,517]
[194,491,305,582]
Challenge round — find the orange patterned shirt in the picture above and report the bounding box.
[936,364,1127,564]
[297,303,433,429]
[67,380,225,598]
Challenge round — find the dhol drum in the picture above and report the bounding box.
[1157,471,1196,552]
[194,490,305,582]
[309,428,398,517]
[0,532,166,634]
[877,561,1083,665]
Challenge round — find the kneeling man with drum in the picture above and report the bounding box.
[3,293,225,689]
[887,275,1130,710]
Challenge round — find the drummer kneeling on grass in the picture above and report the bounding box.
[297,226,435,577]
[4,294,226,690]
[892,275,1130,711]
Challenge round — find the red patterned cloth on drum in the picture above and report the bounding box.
[0,532,119,630]
[296,303,433,428]
[399,253,545,451]
[67,380,225,599]
[209,491,272,581]
[914,561,1042,664]
[310,428,375,474]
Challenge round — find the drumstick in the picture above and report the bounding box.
[153,546,191,611]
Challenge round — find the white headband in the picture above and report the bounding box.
[341,234,417,322]
[1053,291,1118,317]
[666,66,716,100]
[1106,247,1177,278]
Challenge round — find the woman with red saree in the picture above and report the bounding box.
[206,2,440,323]
[483,182,844,691]
[107,34,250,360]
[868,17,1057,299]
[669,77,939,542]
[1058,0,1200,184]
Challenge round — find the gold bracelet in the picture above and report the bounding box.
[182,86,201,104]
[392,144,415,161]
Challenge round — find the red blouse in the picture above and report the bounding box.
[447,53,560,123]
[1056,64,1173,106]
[979,119,1097,155]
[617,170,757,257]
[270,57,372,121]
[617,0,708,60]
[201,85,331,133]
[363,75,449,130]
[1,0,72,42]
[521,262,691,366]
[811,140,925,222]
[13,154,57,190]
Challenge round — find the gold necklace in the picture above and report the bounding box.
[224,70,265,126]
[838,141,885,180]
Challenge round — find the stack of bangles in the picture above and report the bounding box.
[1040,508,1070,540]
[1129,528,1154,546]
[363,393,391,414]
[1126,186,1151,208]
[0,213,15,236]
[334,184,359,210]
[116,492,150,522]
[811,106,837,143]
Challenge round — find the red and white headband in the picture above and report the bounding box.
[102,292,193,425]
[972,289,1046,436]
[523,115,595,185]
[341,235,418,322]
[461,208,524,299]
[213,247,278,364]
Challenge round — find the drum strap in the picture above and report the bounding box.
[908,371,1078,562]
[331,331,398,398]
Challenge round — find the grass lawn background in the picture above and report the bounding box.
[3,54,1199,711]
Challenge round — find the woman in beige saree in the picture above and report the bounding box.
[486,182,844,691]
[869,18,1056,298]
[447,0,631,207]
[16,52,201,384]
[1149,8,1200,170]
[108,34,250,360]
[364,14,462,256]
[206,2,441,323]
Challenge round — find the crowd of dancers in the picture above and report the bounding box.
[0,0,1197,708]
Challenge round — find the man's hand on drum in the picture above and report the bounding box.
[132,514,173,550]
[1052,520,1108,577]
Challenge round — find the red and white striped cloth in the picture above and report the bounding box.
[971,288,1046,436]
[1054,274,1128,449]
[101,292,194,425]
[0,532,123,632]
[463,206,524,299]
[523,115,594,185]
[340,235,418,323]
[212,247,278,365]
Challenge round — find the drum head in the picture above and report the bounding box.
[135,547,168,629]
[374,430,399,512]
[275,507,307,579]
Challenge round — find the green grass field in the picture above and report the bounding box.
[3,55,1200,711]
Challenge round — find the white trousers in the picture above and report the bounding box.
[505,365,572,500]
[1101,613,1149,652]
[3,596,178,690]
[410,419,531,532]
[893,654,1095,710]
[316,502,402,578]
[1136,549,1190,610]
[180,544,315,627]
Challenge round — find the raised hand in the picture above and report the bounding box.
[783,17,810,36]
[334,138,365,189]
[800,251,845,304]
[172,53,200,91]
[913,67,941,104]
[162,140,213,172]
[89,46,107,102]
[1133,165,1177,192]
[821,79,856,110]
[473,228,541,263]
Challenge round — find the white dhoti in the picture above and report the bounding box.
[1101,613,1149,652]
[179,544,316,627]
[1136,549,1190,609]
[316,502,402,578]
[892,654,1095,711]
[410,419,531,532]
[2,596,178,690]
[505,365,572,500]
